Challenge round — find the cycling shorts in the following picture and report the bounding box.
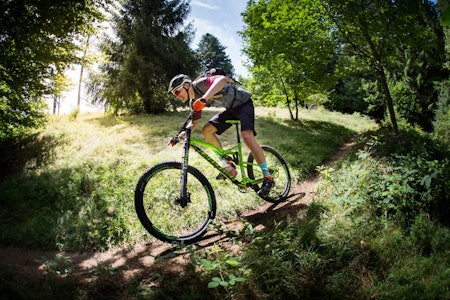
[208,99,257,136]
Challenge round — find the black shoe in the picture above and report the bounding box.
[257,176,274,196]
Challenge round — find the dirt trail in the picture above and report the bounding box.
[0,135,357,282]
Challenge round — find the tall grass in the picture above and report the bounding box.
[0,108,375,251]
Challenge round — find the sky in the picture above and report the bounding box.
[188,0,249,77]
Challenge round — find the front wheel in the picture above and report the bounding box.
[134,161,216,244]
[247,146,291,203]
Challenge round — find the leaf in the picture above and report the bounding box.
[199,259,211,268]
[200,259,217,270]
[235,277,247,282]
[225,259,240,267]
[220,281,229,287]
[228,274,237,285]
[208,281,220,288]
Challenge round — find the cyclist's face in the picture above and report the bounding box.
[172,85,189,103]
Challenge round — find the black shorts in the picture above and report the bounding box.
[208,100,257,136]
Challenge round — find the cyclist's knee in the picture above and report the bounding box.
[241,130,255,143]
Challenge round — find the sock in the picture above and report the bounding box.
[215,151,225,164]
[259,161,271,177]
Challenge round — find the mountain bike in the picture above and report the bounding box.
[134,110,291,244]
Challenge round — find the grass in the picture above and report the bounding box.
[0,107,375,251]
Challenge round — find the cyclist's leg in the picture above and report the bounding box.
[206,111,239,176]
[237,101,265,165]
[202,122,221,148]
[238,101,274,194]
[204,110,235,149]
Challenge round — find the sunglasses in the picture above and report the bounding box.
[172,86,183,97]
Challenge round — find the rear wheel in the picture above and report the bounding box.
[135,161,216,244]
[247,146,291,203]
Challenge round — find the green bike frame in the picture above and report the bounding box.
[180,119,263,195]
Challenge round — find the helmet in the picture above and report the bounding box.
[168,74,191,94]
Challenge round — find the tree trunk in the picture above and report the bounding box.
[280,78,295,120]
[377,66,398,132]
[77,35,90,114]
[53,95,57,114]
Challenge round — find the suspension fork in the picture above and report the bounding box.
[179,127,192,204]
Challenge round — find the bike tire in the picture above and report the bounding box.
[134,161,216,244]
[247,145,291,203]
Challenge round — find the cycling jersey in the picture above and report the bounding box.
[191,75,251,109]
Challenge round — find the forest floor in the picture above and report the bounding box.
[0,135,357,289]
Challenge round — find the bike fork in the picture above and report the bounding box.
[179,128,192,207]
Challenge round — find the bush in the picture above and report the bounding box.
[366,154,450,229]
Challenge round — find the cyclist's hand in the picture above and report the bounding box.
[193,98,207,111]
[168,135,180,146]
[168,131,187,146]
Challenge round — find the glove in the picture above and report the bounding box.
[168,135,180,146]
[168,131,186,146]
[193,98,207,111]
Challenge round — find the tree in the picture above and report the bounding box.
[241,0,337,121]
[322,0,446,132]
[90,0,198,114]
[50,73,71,115]
[0,0,107,139]
[433,0,450,141]
[196,33,235,77]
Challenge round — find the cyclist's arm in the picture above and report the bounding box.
[203,75,228,101]
[190,119,199,131]
[178,119,199,140]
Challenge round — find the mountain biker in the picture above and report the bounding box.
[168,73,274,196]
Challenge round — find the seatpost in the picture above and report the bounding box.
[235,123,240,144]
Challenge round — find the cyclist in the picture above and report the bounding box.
[168,73,274,196]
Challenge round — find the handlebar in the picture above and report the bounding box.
[168,109,198,146]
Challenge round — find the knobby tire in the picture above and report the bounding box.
[134,161,216,244]
[247,145,291,203]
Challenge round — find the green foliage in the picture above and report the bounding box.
[325,62,386,122]
[322,0,446,132]
[90,0,199,114]
[241,0,337,120]
[433,81,450,143]
[367,217,450,299]
[390,6,446,132]
[433,13,450,143]
[195,248,247,295]
[324,125,450,229]
[0,95,48,140]
[0,0,107,138]
[196,34,235,77]
[366,154,450,228]
[235,125,449,299]
[441,4,450,26]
